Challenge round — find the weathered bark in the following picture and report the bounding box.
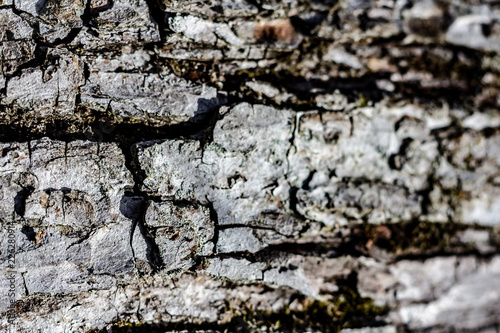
[0,0,500,332]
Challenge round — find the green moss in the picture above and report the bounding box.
[57,225,75,236]
[224,290,386,333]
[356,95,369,107]
[115,321,144,330]
[103,290,386,333]
[98,289,387,333]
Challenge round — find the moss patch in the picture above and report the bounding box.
[102,289,387,333]
[224,292,386,332]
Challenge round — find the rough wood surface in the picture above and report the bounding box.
[1,0,500,332]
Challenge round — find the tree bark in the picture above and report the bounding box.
[1,0,500,332]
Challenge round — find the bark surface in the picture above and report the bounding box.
[1,0,500,332]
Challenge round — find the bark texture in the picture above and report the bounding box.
[1,0,500,332]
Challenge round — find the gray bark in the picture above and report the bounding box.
[0,0,500,332]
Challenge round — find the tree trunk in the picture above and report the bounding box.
[1,0,500,332]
